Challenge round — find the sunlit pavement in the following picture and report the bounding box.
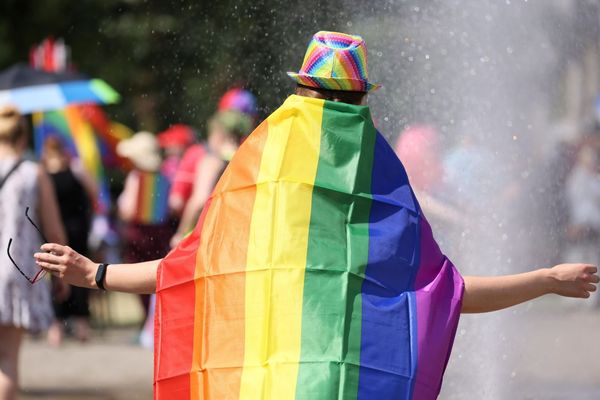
[442,299,600,400]
[18,302,600,400]
[20,328,152,400]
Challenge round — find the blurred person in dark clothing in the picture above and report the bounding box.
[41,136,96,345]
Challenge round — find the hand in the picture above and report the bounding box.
[547,263,599,298]
[34,244,98,289]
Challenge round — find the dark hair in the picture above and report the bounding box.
[295,85,366,105]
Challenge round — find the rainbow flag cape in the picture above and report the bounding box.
[155,95,464,400]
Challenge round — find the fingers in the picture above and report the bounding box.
[584,283,597,292]
[581,272,597,281]
[34,260,63,276]
[34,252,64,266]
[587,274,600,284]
[583,265,598,274]
[40,243,68,255]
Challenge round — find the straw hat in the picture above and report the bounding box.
[287,31,380,92]
[116,131,162,172]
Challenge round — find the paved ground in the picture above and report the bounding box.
[441,298,600,399]
[20,329,152,400]
[18,297,600,400]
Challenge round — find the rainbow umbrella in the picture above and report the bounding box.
[0,63,119,114]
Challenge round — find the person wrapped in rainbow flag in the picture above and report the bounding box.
[33,31,598,400]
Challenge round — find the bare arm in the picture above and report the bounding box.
[173,155,223,243]
[34,243,159,294]
[461,263,599,313]
[37,167,67,244]
[117,172,139,222]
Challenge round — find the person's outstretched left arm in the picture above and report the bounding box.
[461,263,599,313]
[34,243,159,294]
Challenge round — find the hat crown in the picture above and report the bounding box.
[288,31,379,92]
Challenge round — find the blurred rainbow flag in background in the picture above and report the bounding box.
[155,95,464,399]
[130,170,171,225]
[33,105,132,213]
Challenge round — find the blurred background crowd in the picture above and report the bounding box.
[3,0,600,399]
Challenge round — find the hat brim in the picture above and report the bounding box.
[287,72,381,93]
[128,153,162,172]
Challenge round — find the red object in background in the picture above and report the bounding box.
[158,124,195,148]
[29,37,69,73]
[78,104,132,170]
[169,144,206,209]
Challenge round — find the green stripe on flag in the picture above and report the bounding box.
[295,100,376,399]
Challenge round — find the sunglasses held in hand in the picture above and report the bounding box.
[7,207,49,284]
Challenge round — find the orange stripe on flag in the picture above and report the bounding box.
[189,122,269,399]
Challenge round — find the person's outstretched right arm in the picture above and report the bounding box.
[462,263,599,313]
[34,243,159,294]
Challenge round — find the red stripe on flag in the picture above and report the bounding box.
[154,201,211,399]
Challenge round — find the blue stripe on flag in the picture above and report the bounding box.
[357,132,420,399]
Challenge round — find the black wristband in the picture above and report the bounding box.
[95,263,110,291]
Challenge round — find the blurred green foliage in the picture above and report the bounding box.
[0,0,348,133]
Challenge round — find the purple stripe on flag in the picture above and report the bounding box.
[412,216,464,399]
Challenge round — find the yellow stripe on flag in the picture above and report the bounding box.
[239,96,324,399]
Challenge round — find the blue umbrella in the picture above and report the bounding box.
[0,63,120,114]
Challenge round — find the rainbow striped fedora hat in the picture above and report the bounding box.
[287,31,380,92]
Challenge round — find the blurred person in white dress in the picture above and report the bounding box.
[0,106,66,399]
